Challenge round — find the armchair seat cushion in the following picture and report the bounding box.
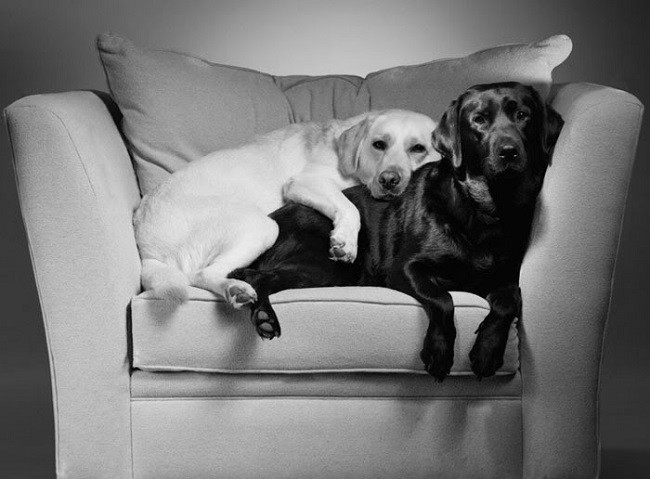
[131,286,519,375]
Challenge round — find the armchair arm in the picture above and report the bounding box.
[5,91,142,478]
[520,83,643,478]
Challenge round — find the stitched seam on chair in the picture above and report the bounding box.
[5,107,63,477]
[135,296,490,310]
[129,377,135,479]
[132,366,517,376]
[130,395,521,402]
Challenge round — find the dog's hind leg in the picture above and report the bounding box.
[228,268,302,339]
[141,258,190,303]
[230,262,348,339]
[190,215,279,309]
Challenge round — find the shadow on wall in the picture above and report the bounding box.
[601,449,650,479]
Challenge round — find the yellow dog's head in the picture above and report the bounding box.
[337,109,439,199]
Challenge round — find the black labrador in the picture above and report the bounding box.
[229,82,563,380]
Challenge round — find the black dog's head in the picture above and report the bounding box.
[432,82,563,185]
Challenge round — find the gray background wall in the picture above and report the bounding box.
[1,0,648,477]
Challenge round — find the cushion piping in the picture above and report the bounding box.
[130,395,521,401]
[133,365,516,376]
[134,297,490,310]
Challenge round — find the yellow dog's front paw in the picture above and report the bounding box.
[225,280,258,309]
[329,232,357,263]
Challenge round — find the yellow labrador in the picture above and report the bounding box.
[134,109,438,306]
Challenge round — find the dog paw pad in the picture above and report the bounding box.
[257,322,274,333]
[329,236,357,263]
[252,307,281,340]
[227,282,257,309]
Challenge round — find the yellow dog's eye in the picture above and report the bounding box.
[516,110,529,121]
[410,144,426,154]
[473,114,486,125]
[372,140,387,151]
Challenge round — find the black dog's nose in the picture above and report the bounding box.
[498,145,520,162]
[379,171,401,190]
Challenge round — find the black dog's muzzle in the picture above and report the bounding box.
[489,133,527,175]
[497,144,520,163]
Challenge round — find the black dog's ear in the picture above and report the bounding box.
[542,103,564,161]
[432,99,463,168]
[526,85,564,164]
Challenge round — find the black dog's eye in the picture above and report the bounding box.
[410,144,427,154]
[473,114,486,125]
[372,140,387,151]
[516,110,530,121]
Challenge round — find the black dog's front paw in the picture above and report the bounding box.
[469,323,507,379]
[420,333,454,382]
[251,304,281,340]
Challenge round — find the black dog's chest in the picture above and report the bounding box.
[410,216,507,292]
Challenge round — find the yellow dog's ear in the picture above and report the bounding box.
[336,114,376,176]
[432,98,464,169]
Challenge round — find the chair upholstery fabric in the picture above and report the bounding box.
[130,397,523,479]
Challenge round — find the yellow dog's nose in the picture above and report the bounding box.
[378,170,401,190]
